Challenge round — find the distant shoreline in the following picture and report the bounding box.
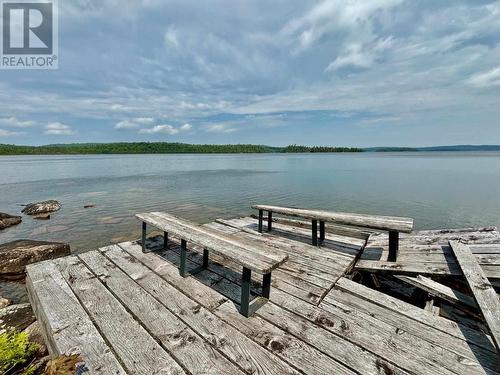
[0,143,362,155]
[1,142,499,155]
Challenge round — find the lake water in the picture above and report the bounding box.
[2,152,500,254]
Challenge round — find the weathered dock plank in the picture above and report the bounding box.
[120,240,227,310]
[269,288,487,375]
[323,285,500,372]
[26,261,126,374]
[335,277,497,352]
[54,256,186,375]
[214,300,355,375]
[108,243,301,375]
[395,275,478,310]
[79,249,245,374]
[450,240,500,350]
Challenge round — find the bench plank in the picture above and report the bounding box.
[137,212,287,273]
[450,241,500,350]
[252,204,414,233]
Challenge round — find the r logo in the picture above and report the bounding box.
[2,2,53,54]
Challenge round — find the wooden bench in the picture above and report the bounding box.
[252,204,414,262]
[136,211,288,317]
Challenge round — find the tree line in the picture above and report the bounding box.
[0,142,364,155]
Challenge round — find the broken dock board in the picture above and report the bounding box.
[450,240,500,350]
[395,275,478,311]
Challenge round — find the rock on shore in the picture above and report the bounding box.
[0,212,22,230]
[0,303,35,333]
[0,240,70,280]
[21,200,61,215]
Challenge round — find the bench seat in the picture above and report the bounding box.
[136,211,288,316]
[252,204,414,261]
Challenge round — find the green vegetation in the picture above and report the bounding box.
[282,145,363,153]
[0,330,39,374]
[0,142,364,155]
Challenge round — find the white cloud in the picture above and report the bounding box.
[466,67,500,88]
[180,123,192,131]
[284,0,402,49]
[0,128,23,137]
[326,37,394,71]
[44,122,74,135]
[115,117,155,129]
[115,120,139,129]
[0,117,35,128]
[134,117,155,124]
[165,26,179,47]
[204,124,236,134]
[139,124,179,135]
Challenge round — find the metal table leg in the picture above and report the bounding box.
[141,222,147,253]
[258,210,263,233]
[312,220,318,246]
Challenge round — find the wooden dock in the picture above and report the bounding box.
[26,215,500,374]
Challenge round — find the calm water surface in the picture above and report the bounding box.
[2,152,500,254]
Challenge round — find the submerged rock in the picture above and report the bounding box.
[0,240,70,280]
[0,212,22,230]
[0,303,35,333]
[33,213,51,220]
[21,200,61,215]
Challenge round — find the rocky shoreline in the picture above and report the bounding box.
[0,200,77,374]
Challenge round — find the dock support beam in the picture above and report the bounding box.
[163,231,168,251]
[267,211,273,232]
[319,221,325,244]
[258,209,263,233]
[312,220,318,246]
[388,231,399,262]
[141,222,147,253]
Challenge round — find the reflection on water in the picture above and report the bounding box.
[1,152,500,255]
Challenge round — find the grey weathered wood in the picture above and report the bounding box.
[25,261,126,374]
[396,275,478,310]
[258,297,408,374]
[218,217,365,252]
[250,214,372,239]
[450,240,500,350]
[79,249,245,374]
[322,287,500,372]
[154,231,328,305]
[119,241,227,310]
[137,212,287,273]
[110,243,301,375]
[252,204,414,233]
[335,277,497,352]
[268,289,484,375]
[214,300,355,375]
[53,256,186,375]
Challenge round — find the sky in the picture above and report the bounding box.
[0,0,500,147]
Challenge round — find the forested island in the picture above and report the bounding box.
[0,143,363,155]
